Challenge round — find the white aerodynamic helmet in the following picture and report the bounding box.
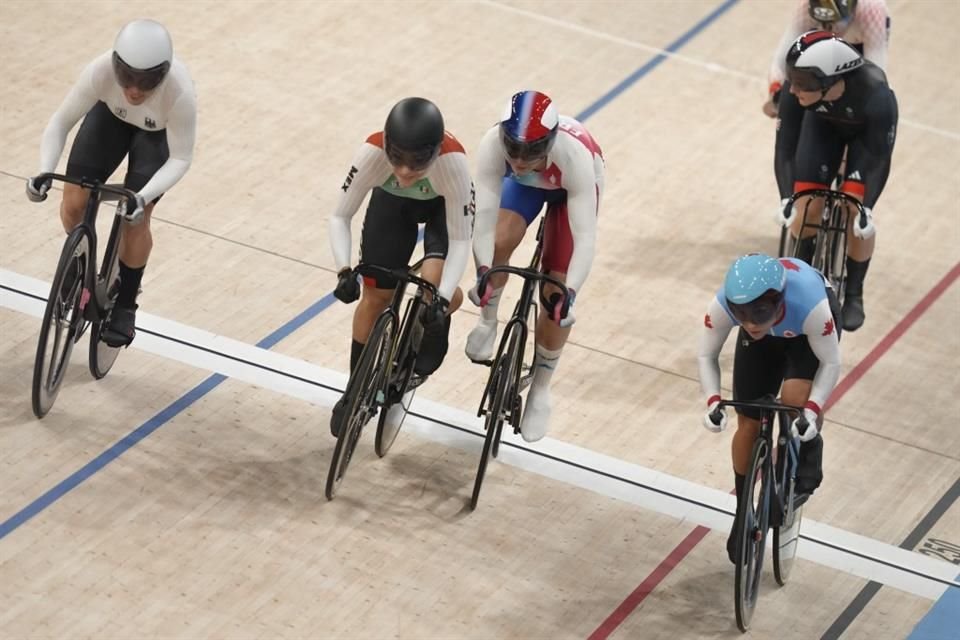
[112,19,173,91]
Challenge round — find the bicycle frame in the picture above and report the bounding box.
[473,219,569,418]
[353,261,438,396]
[37,172,137,323]
[711,398,805,523]
[784,188,866,295]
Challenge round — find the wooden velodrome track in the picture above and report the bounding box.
[1,1,958,638]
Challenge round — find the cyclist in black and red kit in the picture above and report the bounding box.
[774,30,897,331]
[762,0,890,118]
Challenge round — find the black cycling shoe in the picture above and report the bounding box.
[769,496,784,529]
[727,520,740,565]
[330,396,346,437]
[101,304,137,347]
[414,315,450,376]
[795,435,824,495]
[841,294,865,332]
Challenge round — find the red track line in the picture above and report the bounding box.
[825,260,960,410]
[587,260,960,640]
[588,526,710,640]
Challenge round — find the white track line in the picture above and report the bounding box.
[2,267,958,600]
[476,0,960,142]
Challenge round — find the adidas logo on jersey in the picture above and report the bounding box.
[847,170,862,181]
[816,104,829,112]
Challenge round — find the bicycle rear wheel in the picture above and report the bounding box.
[374,305,422,458]
[470,322,521,510]
[773,425,804,586]
[32,228,91,418]
[777,227,796,259]
[325,312,395,500]
[89,251,122,379]
[826,202,849,299]
[773,503,804,586]
[375,383,414,458]
[734,436,771,632]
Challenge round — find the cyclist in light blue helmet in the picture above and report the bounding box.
[698,253,843,563]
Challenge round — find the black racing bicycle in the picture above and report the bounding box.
[709,397,808,633]
[468,218,568,510]
[778,188,867,304]
[325,261,438,500]
[31,173,139,418]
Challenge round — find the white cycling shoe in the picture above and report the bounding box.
[520,386,551,443]
[465,319,497,362]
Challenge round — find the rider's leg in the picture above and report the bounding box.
[351,285,394,367]
[788,194,822,264]
[842,216,873,331]
[57,185,91,298]
[414,197,463,376]
[467,178,551,362]
[331,189,417,435]
[104,125,169,345]
[61,101,132,300]
[328,283,394,436]
[59,184,89,233]
[415,256,463,376]
[116,204,155,307]
[519,271,571,443]
[519,198,577,443]
[781,292,840,494]
[839,139,892,331]
[465,209,527,361]
[788,114,845,264]
[780,377,823,496]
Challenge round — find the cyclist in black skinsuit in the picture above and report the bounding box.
[774,30,897,332]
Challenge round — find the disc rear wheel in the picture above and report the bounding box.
[89,252,123,379]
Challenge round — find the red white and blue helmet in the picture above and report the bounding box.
[499,90,559,161]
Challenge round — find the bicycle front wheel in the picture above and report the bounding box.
[32,228,91,418]
[734,436,771,632]
[325,312,395,500]
[470,321,522,510]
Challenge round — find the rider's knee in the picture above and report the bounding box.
[359,284,392,308]
[494,210,526,252]
[60,188,87,228]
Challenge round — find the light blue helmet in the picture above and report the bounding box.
[724,254,786,324]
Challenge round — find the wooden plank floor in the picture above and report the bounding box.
[2,1,958,638]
